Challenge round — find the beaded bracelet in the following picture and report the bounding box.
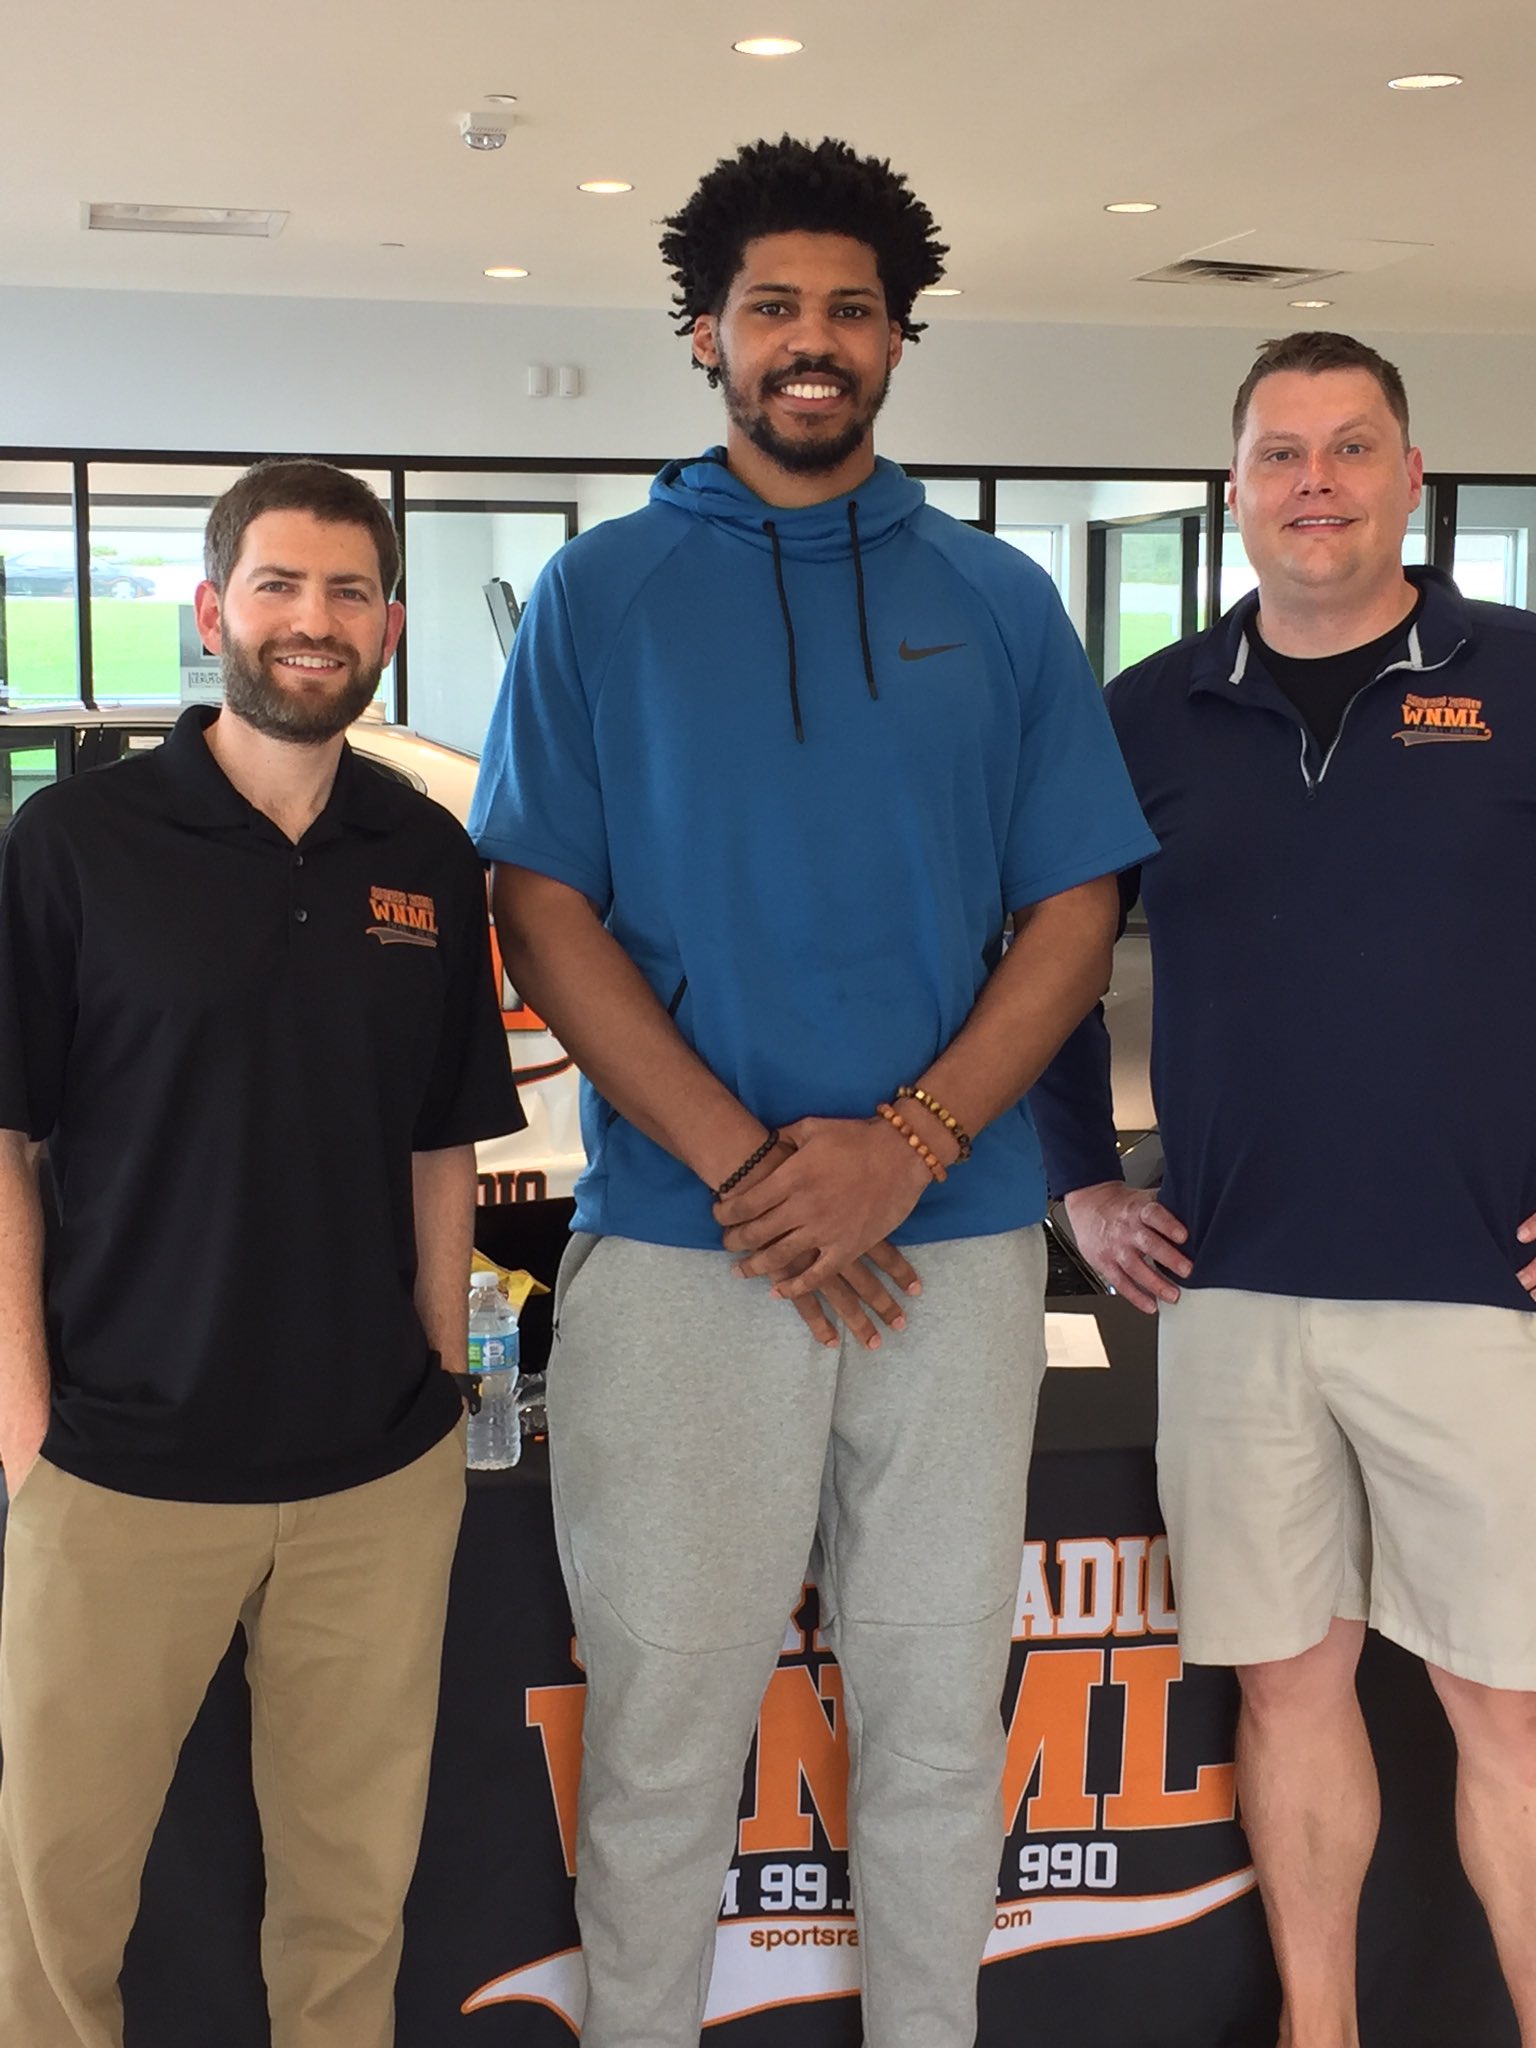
[896,1083,973,1162]
[876,1102,947,1184]
[712,1129,781,1203]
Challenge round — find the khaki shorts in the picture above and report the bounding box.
[1157,1287,1536,1689]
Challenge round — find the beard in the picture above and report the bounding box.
[718,347,890,476]
[220,629,382,743]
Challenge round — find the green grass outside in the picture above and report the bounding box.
[1117,612,1179,674]
[3,598,182,703]
[7,593,1183,703]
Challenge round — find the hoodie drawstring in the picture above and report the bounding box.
[761,504,879,745]
[848,501,878,703]
[763,521,805,745]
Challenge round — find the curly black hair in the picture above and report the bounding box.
[659,136,948,379]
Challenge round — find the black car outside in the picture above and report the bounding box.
[0,552,155,600]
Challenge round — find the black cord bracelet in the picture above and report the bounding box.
[712,1129,781,1203]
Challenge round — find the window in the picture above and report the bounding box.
[1452,488,1536,608]
[0,730,69,828]
[994,481,1089,619]
[403,473,579,756]
[996,526,1061,579]
[0,462,81,704]
[911,475,981,522]
[993,478,1210,678]
[1087,483,1211,682]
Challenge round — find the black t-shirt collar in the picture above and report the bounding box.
[1250,586,1427,686]
[1190,563,1472,698]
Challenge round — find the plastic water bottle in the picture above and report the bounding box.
[466,1273,521,1470]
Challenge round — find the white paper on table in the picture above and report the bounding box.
[1044,1313,1111,1370]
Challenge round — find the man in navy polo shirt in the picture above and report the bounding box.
[469,137,1155,2048]
[0,460,522,2048]
[1031,332,1536,2046]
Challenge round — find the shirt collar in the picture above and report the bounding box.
[1189,564,1474,699]
[156,704,408,839]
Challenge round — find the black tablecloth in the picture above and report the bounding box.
[39,1297,1500,2045]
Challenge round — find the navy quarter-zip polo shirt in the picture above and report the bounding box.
[0,707,524,1502]
[1031,567,1536,1311]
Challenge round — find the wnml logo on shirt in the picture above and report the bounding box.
[367,886,439,947]
[1393,692,1493,746]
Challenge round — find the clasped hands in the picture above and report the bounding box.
[712,1115,933,1351]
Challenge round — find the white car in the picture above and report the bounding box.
[0,704,583,1207]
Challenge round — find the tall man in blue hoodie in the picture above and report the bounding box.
[469,137,1155,2048]
[1031,331,1536,2048]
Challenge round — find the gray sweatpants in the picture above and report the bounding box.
[548,1227,1047,2048]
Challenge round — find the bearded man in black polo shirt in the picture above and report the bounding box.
[0,461,522,2048]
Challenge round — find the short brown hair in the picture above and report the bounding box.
[203,459,400,596]
[1232,331,1411,449]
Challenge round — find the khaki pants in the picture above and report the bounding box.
[0,1426,465,2048]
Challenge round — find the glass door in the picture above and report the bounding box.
[1087,483,1210,682]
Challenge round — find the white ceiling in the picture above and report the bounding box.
[6,0,1534,330]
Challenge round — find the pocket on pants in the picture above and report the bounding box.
[552,1232,605,1336]
[3,1452,53,1517]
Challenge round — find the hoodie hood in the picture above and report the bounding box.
[650,447,925,561]
[649,448,927,743]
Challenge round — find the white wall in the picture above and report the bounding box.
[403,507,572,755]
[8,284,1536,474]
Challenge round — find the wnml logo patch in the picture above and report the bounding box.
[367,886,439,947]
[463,1542,1253,2030]
[1393,693,1493,746]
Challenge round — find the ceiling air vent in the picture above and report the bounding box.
[84,203,288,238]
[1137,257,1343,289]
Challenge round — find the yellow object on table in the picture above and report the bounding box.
[470,1255,550,1316]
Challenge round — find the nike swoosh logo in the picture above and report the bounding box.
[898,638,967,662]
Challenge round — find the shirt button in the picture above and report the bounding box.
[293,853,305,868]
[294,907,308,924]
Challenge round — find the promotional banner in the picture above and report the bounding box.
[116,1442,1516,2048]
[401,1447,1280,2047]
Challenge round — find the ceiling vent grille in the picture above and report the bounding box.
[1137,257,1343,289]
[84,203,288,238]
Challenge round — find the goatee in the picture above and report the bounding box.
[720,350,889,477]
[220,633,382,743]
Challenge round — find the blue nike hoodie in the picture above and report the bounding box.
[470,449,1155,1249]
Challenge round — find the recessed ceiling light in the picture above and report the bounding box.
[1290,298,1333,309]
[733,36,804,56]
[1387,72,1463,90]
[1104,201,1160,214]
[484,265,529,279]
[578,180,634,195]
[483,93,519,105]
[920,286,963,297]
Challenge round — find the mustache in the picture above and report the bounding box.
[262,637,356,664]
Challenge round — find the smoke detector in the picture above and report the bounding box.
[459,109,512,152]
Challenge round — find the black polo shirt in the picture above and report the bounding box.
[0,707,524,1502]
